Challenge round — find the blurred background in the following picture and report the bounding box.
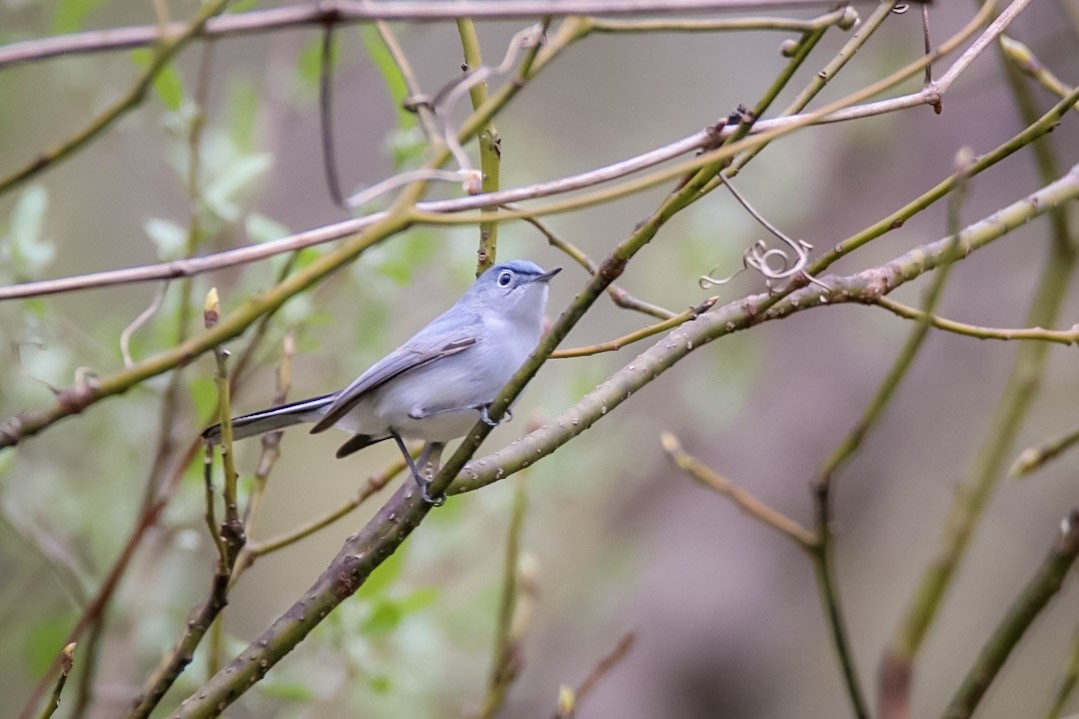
[2,1,1079,717]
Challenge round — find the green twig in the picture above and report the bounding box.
[456,18,503,274]
[1010,424,1079,478]
[36,643,75,719]
[873,298,1079,346]
[552,296,717,358]
[942,510,1079,719]
[480,477,529,718]
[999,35,1079,113]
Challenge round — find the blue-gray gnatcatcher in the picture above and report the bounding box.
[204,259,560,504]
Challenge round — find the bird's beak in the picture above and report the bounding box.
[532,266,562,284]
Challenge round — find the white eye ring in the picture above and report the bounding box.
[497,271,513,287]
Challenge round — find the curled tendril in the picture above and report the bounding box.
[699,237,831,292]
[701,175,831,292]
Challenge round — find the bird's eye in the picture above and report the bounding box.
[497,271,513,287]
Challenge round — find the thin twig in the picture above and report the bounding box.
[873,297,1079,346]
[999,35,1079,113]
[243,333,294,531]
[479,477,529,719]
[554,632,637,718]
[319,24,346,208]
[660,433,816,548]
[1010,423,1079,478]
[118,282,170,368]
[552,297,717,358]
[36,643,75,719]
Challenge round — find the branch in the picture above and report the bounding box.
[942,510,1079,719]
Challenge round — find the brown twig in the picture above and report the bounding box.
[660,433,816,549]
[554,632,636,718]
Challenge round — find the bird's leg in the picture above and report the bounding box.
[390,432,445,506]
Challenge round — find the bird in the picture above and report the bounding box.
[203,259,561,504]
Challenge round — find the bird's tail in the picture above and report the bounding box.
[202,393,336,444]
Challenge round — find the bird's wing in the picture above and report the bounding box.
[310,311,481,433]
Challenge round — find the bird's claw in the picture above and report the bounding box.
[478,404,512,427]
[413,474,446,507]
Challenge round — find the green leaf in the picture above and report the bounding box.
[369,675,392,694]
[145,218,188,261]
[357,540,407,599]
[228,80,260,151]
[360,25,416,130]
[52,0,106,33]
[260,681,314,702]
[129,50,184,111]
[296,35,340,92]
[189,376,219,422]
[398,586,438,614]
[204,154,273,222]
[387,126,427,169]
[226,0,261,13]
[362,600,402,634]
[8,185,55,273]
